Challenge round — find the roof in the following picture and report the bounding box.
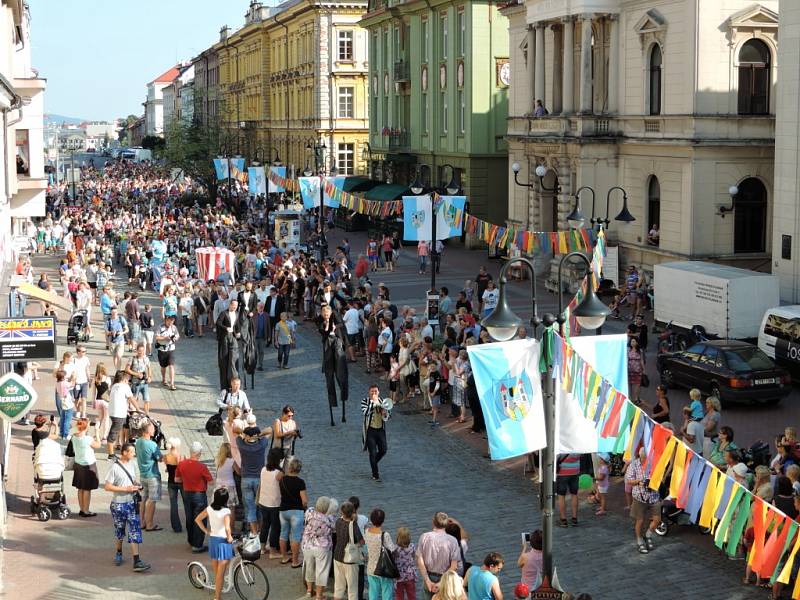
[364,183,410,201]
[150,65,181,84]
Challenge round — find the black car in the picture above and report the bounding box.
[657,340,791,404]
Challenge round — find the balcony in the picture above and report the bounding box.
[393,60,410,82]
[388,131,410,150]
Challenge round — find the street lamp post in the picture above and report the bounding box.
[599,186,636,228]
[305,140,329,261]
[361,142,372,179]
[480,253,610,596]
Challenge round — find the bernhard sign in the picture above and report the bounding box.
[0,372,38,422]
[0,316,56,361]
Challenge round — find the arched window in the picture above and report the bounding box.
[734,178,767,254]
[738,39,770,115]
[649,45,662,115]
[647,176,660,246]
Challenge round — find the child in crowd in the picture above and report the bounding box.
[388,356,401,403]
[428,368,441,428]
[593,453,610,516]
[393,527,417,600]
[688,388,704,420]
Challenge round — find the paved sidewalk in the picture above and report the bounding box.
[0,252,764,600]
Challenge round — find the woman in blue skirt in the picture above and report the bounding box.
[195,488,234,600]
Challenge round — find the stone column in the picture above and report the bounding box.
[551,24,563,113]
[535,22,545,104]
[608,15,620,113]
[579,14,593,114]
[527,26,536,112]
[562,16,574,114]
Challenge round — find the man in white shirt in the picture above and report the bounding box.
[107,372,139,458]
[72,346,92,419]
[216,377,251,413]
[342,300,361,362]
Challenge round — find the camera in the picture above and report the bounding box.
[520,532,531,544]
[295,429,303,439]
[642,478,651,488]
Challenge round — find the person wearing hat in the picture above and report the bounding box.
[175,441,214,553]
[319,303,350,426]
[155,314,180,391]
[237,417,272,535]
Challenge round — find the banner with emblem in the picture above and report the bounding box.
[248,166,266,196]
[467,338,547,460]
[299,176,321,210]
[268,166,287,193]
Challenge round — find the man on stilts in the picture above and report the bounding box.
[318,303,349,426]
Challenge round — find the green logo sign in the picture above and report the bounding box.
[0,372,38,423]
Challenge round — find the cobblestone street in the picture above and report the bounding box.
[0,256,764,599]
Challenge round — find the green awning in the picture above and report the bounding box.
[364,183,411,201]
[341,176,380,193]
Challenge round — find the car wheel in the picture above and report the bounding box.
[660,367,674,388]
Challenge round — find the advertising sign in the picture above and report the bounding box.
[426,293,440,326]
[0,317,56,361]
[0,372,38,423]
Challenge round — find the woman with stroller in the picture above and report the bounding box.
[72,417,101,517]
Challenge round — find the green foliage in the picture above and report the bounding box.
[162,116,222,201]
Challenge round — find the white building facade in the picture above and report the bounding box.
[503,0,777,272]
[144,65,179,136]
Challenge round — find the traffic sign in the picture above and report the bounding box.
[0,316,56,361]
[0,372,38,422]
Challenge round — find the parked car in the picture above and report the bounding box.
[657,340,791,404]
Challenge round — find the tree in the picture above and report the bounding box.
[162,115,223,202]
[141,135,166,155]
[118,114,139,143]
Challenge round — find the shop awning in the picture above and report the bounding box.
[341,176,380,193]
[364,183,411,201]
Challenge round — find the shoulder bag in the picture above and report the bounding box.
[115,459,143,510]
[374,531,400,579]
[64,438,75,471]
[343,520,363,564]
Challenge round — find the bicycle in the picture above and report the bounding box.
[187,540,270,600]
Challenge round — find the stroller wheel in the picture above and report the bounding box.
[38,507,51,522]
[29,497,36,515]
[655,522,668,536]
[58,506,71,520]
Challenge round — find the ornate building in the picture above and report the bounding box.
[503,0,778,270]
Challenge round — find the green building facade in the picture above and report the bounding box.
[359,0,509,232]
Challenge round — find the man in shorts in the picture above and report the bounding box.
[126,343,152,415]
[106,307,129,370]
[103,443,151,572]
[135,422,163,532]
[73,346,92,419]
[107,371,138,458]
[625,446,662,554]
[155,314,180,390]
[555,453,581,527]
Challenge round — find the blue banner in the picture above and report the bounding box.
[402,195,432,241]
[213,158,228,181]
[324,176,346,208]
[437,195,466,239]
[248,166,266,196]
[268,166,286,193]
[299,176,321,210]
[466,339,547,461]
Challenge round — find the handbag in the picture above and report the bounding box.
[641,373,650,388]
[374,531,400,579]
[64,438,75,471]
[367,335,378,353]
[343,520,363,564]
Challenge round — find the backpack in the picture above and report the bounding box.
[205,412,223,436]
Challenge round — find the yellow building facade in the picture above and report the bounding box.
[213,0,369,175]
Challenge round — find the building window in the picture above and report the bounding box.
[440,12,448,59]
[738,39,770,115]
[441,91,448,134]
[648,44,662,116]
[337,143,354,175]
[734,177,768,253]
[458,9,466,57]
[647,175,660,245]
[422,18,429,63]
[458,90,465,133]
[338,86,354,118]
[422,93,429,132]
[338,30,353,61]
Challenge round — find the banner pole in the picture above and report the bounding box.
[539,326,559,592]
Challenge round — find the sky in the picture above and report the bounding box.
[29,0,257,122]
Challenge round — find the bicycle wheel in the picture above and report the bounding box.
[187,562,207,589]
[233,560,269,600]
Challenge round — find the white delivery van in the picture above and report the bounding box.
[758,306,800,373]
[654,261,780,340]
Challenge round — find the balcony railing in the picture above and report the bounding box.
[393,60,410,82]
[388,132,410,150]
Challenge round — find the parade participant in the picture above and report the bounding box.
[216,298,242,390]
[319,304,349,426]
[155,314,179,390]
[274,311,296,369]
[103,443,151,572]
[361,384,390,482]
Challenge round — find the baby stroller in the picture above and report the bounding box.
[67,309,89,345]
[126,411,166,450]
[30,437,70,521]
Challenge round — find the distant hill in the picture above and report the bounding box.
[44,114,84,126]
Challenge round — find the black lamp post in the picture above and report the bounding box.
[305,140,328,260]
[480,253,609,595]
[219,143,240,206]
[599,186,636,228]
[70,150,77,201]
[270,146,282,166]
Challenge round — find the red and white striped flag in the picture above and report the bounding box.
[195,247,236,282]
